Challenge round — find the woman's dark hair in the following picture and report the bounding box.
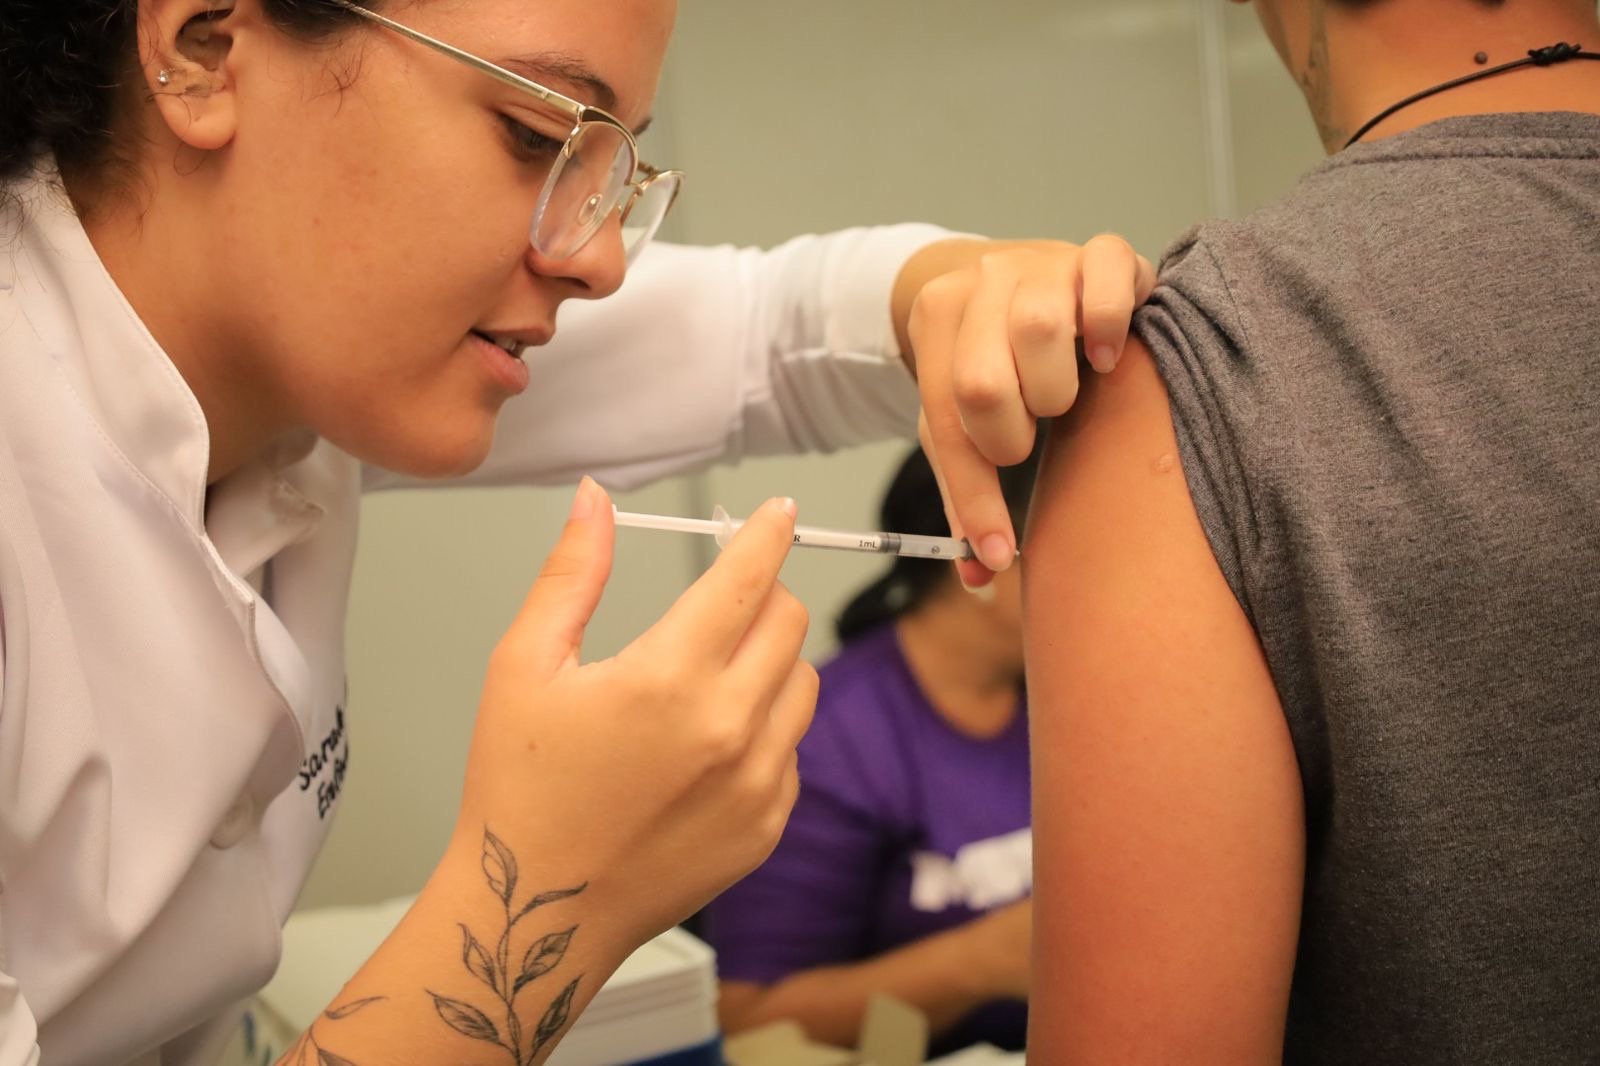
[834,434,1044,644]
[0,0,369,188]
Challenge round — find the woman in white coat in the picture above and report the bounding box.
[0,0,1150,1063]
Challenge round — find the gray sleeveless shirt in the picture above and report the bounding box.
[1134,112,1600,1063]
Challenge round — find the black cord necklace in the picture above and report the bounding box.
[1343,41,1600,150]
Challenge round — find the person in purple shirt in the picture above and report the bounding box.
[703,444,1039,1056]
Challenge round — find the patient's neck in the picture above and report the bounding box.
[1314,3,1600,152]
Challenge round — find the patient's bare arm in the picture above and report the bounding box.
[1021,340,1305,1065]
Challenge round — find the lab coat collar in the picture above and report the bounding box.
[4,162,324,580]
[6,163,213,530]
[206,431,325,588]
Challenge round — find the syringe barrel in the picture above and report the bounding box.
[885,532,973,561]
[789,524,889,554]
[788,525,971,560]
[616,507,974,562]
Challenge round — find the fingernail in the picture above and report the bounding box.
[570,476,597,521]
[775,497,798,519]
[978,534,1015,572]
[966,580,998,603]
[1091,345,1119,374]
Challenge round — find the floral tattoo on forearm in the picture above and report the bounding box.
[283,996,387,1066]
[281,828,588,1066]
[427,827,588,1065]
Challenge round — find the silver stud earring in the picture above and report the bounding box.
[157,70,173,86]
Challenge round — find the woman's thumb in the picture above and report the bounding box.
[504,477,616,674]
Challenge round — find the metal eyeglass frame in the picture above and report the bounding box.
[331,0,683,264]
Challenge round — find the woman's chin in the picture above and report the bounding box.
[348,425,497,481]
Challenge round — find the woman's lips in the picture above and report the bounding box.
[468,331,531,395]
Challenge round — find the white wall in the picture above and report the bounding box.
[297,0,1324,910]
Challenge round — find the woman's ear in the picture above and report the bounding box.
[137,0,252,151]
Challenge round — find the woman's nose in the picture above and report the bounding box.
[528,213,627,299]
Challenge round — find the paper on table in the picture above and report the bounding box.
[723,1021,857,1066]
[722,995,933,1066]
[858,995,928,1066]
[925,1045,1025,1066]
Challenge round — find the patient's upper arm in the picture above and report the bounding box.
[1021,339,1305,1064]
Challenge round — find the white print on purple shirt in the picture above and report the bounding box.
[909,827,1033,913]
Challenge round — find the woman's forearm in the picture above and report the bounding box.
[273,826,638,1066]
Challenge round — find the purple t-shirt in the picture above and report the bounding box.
[701,625,1030,1054]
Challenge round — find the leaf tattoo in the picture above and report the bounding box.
[483,829,519,906]
[512,885,588,925]
[323,996,386,1021]
[462,924,500,994]
[426,828,589,1064]
[286,994,388,1066]
[514,927,575,994]
[278,830,586,1066]
[430,993,503,1046]
[531,977,582,1059]
[507,1011,524,1065]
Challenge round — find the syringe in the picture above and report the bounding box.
[613,506,975,561]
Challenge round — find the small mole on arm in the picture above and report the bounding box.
[1152,452,1177,476]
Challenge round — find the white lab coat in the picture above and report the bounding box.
[0,168,947,1066]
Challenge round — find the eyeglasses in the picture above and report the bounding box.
[333,0,682,266]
